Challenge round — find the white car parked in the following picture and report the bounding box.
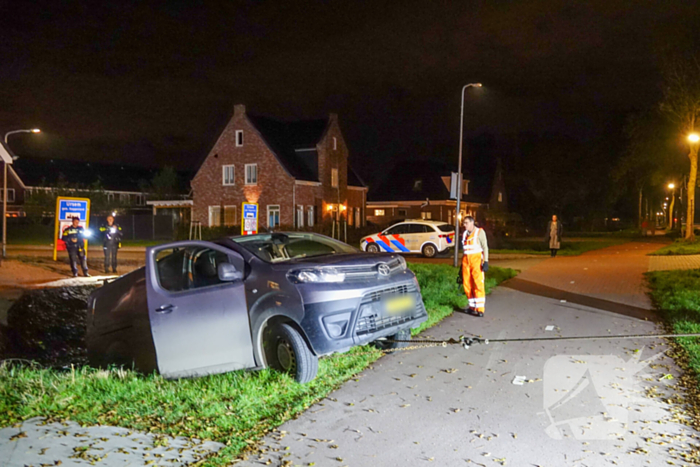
[360,220,456,258]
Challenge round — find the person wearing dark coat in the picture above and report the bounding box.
[61,217,90,277]
[99,215,123,274]
[545,215,563,257]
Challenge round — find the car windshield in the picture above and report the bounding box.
[438,224,455,232]
[230,232,359,263]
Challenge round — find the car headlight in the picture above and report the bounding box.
[397,255,407,271]
[288,267,346,283]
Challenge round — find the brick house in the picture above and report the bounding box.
[366,160,507,227]
[191,105,367,231]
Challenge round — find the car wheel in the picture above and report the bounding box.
[264,323,318,383]
[366,243,381,253]
[373,328,411,350]
[422,243,437,258]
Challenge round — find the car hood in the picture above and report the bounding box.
[276,252,401,269]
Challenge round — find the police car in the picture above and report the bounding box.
[360,220,456,258]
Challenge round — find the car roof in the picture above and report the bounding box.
[394,219,450,226]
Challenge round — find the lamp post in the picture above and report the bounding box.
[3,129,40,261]
[453,83,482,268]
[688,133,700,238]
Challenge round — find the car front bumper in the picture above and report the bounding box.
[298,278,428,356]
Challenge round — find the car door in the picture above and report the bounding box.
[381,224,410,252]
[404,224,426,251]
[145,240,255,378]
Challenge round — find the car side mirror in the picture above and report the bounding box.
[218,262,243,282]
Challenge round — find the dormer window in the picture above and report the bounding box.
[413,179,423,191]
[236,130,244,147]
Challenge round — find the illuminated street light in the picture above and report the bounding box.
[689,133,700,143]
[454,82,483,268]
[669,183,675,189]
[2,128,41,262]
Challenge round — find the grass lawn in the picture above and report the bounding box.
[646,269,700,385]
[649,239,700,256]
[491,238,627,256]
[0,263,517,466]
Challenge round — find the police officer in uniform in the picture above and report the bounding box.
[61,217,90,277]
[99,215,122,274]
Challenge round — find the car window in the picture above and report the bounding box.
[406,224,430,234]
[385,224,408,235]
[437,224,455,232]
[156,246,234,292]
[231,232,358,263]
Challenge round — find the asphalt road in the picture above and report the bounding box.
[237,287,693,467]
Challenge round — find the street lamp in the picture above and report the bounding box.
[689,133,700,143]
[3,128,41,261]
[453,83,482,268]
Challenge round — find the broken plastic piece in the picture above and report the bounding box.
[545,325,555,331]
[512,375,526,385]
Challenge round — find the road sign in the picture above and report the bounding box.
[53,197,91,260]
[242,203,258,235]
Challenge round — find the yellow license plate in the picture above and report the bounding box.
[385,295,415,314]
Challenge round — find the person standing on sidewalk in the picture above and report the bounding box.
[99,215,123,274]
[461,216,489,317]
[545,215,563,257]
[61,217,90,277]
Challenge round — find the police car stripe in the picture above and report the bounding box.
[375,239,394,252]
[390,239,410,252]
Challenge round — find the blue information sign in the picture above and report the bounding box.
[242,203,258,235]
[58,199,89,221]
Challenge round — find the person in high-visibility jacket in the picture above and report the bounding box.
[461,216,489,317]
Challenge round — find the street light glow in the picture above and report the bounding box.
[689,133,700,143]
[31,128,41,133]
[669,183,675,189]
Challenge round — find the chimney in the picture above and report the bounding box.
[234,104,246,116]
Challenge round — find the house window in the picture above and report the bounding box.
[119,193,129,203]
[135,194,145,206]
[421,211,432,220]
[331,168,339,188]
[224,205,237,226]
[333,136,337,150]
[223,165,235,186]
[209,206,221,227]
[245,164,258,185]
[348,207,354,226]
[498,192,503,202]
[296,205,304,229]
[307,206,314,227]
[236,130,244,147]
[398,209,408,217]
[267,205,280,229]
[3,189,15,203]
[355,207,361,227]
[107,193,114,202]
[413,180,423,191]
[374,209,385,216]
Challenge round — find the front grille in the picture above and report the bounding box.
[361,283,414,304]
[336,258,404,281]
[355,283,425,335]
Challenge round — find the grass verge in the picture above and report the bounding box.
[649,239,700,256]
[491,239,626,256]
[646,269,700,378]
[0,263,517,465]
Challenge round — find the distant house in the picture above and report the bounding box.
[366,160,507,227]
[191,104,367,230]
[3,156,189,217]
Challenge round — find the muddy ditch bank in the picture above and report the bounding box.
[0,286,96,368]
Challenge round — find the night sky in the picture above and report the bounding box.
[1,1,697,192]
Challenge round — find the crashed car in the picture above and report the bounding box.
[87,232,428,383]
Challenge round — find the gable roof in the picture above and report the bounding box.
[0,141,16,164]
[247,114,329,182]
[368,160,493,203]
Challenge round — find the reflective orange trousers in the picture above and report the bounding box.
[462,253,485,312]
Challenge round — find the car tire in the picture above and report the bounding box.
[366,243,381,253]
[373,328,411,350]
[422,243,437,258]
[265,323,318,383]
